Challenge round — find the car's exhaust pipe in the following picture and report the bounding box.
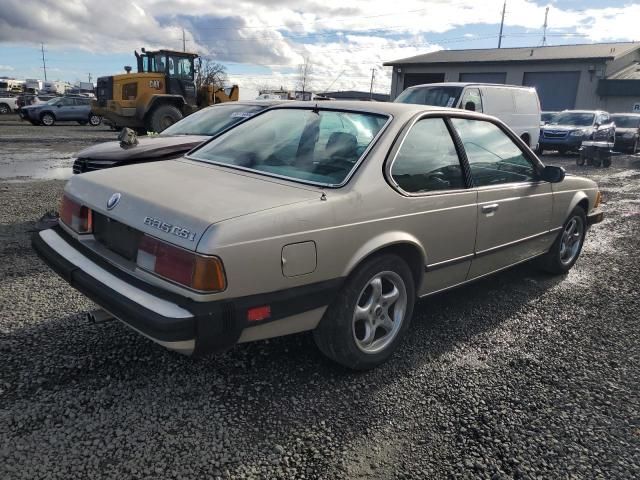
[87,309,114,324]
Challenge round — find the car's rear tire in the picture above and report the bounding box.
[0,103,10,114]
[630,138,638,155]
[40,112,55,126]
[88,113,102,126]
[313,254,415,370]
[538,206,587,274]
[146,104,182,133]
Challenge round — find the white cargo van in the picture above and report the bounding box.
[395,82,541,150]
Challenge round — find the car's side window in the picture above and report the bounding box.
[391,118,466,193]
[460,88,483,113]
[450,118,537,187]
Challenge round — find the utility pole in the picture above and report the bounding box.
[88,73,92,84]
[182,28,186,52]
[41,42,47,81]
[541,6,549,46]
[369,68,376,100]
[498,1,506,48]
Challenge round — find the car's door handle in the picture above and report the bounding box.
[481,203,499,214]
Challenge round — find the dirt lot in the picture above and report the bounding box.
[1,114,639,479]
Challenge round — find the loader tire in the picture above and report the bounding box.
[146,104,182,133]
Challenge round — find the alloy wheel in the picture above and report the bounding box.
[41,114,54,126]
[559,216,584,265]
[352,271,407,354]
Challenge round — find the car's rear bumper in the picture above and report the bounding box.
[32,226,340,356]
[587,209,604,226]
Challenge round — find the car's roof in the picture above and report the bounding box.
[271,100,455,117]
[611,112,640,117]
[211,100,287,107]
[405,82,535,90]
[560,110,605,114]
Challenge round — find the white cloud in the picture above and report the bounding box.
[1,0,639,92]
[0,65,15,71]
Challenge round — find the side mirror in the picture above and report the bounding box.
[594,122,600,129]
[464,101,476,112]
[540,165,565,183]
[543,121,549,125]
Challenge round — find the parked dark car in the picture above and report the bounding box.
[540,111,557,126]
[539,110,615,154]
[19,96,101,126]
[611,113,640,154]
[72,100,284,173]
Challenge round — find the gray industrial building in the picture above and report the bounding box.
[384,42,640,113]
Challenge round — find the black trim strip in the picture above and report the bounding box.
[426,229,559,271]
[32,227,343,356]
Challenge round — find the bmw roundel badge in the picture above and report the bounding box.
[107,193,121,210]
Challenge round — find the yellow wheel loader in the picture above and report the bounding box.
[93,49,239,133]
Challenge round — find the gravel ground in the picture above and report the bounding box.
[0,126,639,479]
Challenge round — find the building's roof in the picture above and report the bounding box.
[319,90,390,102]
[609,62,640,80]
[384,42,640,66]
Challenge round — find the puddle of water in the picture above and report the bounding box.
[0,146,77,181]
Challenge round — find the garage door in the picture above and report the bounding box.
[403,73,445,90]
[459,72,507,84]
[523,71,580,110]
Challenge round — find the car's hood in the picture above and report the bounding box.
[75,135,210,162]
[543,124,590,132]
[64,159,320,250]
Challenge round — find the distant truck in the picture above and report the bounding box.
[25,79,43,93]
[0,79,25,93]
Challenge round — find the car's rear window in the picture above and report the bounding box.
[189,108,389,185]
[161,104,268,136]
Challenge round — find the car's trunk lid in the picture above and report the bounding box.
[65,159,321,251]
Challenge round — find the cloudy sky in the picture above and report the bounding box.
[0,0,639,95]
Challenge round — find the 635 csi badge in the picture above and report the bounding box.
[143,216,196,241]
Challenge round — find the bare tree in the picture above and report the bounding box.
[297,57,313,94]
[195,57,228,90]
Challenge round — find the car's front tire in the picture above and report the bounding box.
[0,103,10,114]
[538,206,587,274]
[314,254,415,370]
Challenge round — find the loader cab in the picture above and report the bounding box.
[135,49,197,107]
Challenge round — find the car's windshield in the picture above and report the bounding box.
[541,112,557,123]
[161,104,268,136]
[611,115,640,128]
[550,112,595,127]
[395,86,463,108]
[190,108,389,185]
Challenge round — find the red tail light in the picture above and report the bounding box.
[136,234,226,292]
[60,195,92,233]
